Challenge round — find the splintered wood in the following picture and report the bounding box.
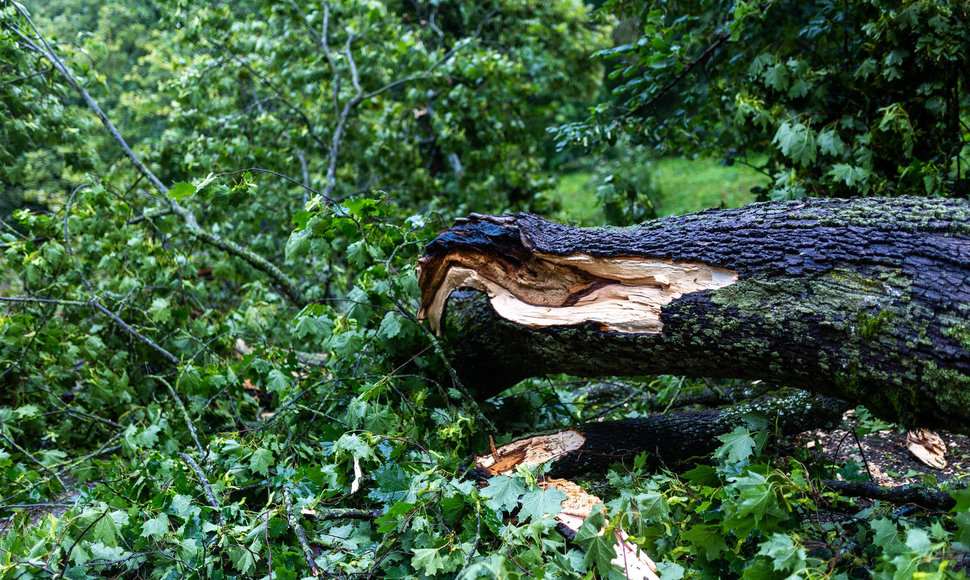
[541,478,659,580]
[476,430,586,475]
[418,250,737,334]
[907,429,947,469]
[477,435,658,580]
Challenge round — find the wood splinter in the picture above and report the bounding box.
[419,249,737,335]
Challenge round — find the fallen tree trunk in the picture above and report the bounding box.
[418,197,970,433]
[474,391,849,478]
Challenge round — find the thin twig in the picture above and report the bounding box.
[179,452,226,527]
[283,485,321,576]
[153,375,205,456]
[456,507,482,577]
[57,510,108,578]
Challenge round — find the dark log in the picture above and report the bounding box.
[474,391,849,478]
[418,197,970,433]
[820,480,958,511]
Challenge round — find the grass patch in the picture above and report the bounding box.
[551,172,602,225]
[652,157,767,216]
[552,156,769,223]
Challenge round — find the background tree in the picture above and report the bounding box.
[557,0,970,201]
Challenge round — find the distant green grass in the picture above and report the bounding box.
[552,172,603,225]
[651,157,767,217]
[551,156,769,224]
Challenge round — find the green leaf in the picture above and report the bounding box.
[140,513,170,539]
[168,181,196,200]
[377,311,404,340]
[14,404,40,419]
[635,491,669,522]
[763,63,790,92]
[828,164,868,187]
[266,369,290,393]
[682,524,727,559]
[170,494,198,520]
[148,297,171,323]
[904,528,932,555]
[772,122,816,167]
[954,512,970,547]
[480,475,526,513]
[950,488,970,511]
[817,129,846,157]
[517,487,566,522]
[376,501,415,533]
[715,426,759,464]
[87,542,127,563]
[89,513,120,548]
[412,547,445,576]
[347,240,369,268]
[249,447,274,476]
[285,228,312,259]
[582,533,617,577]
[369,463,411,504]
[757,533,805,572]
[871,518,902,549]
[656,561,686,580]
[228,545,255,574]
[574,508,606,543]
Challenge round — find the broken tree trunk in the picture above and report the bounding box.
[418,197,970,433]
[475,391,849,478]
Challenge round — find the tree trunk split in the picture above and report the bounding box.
[418,197,970,433]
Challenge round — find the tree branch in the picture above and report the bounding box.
[8,7,306,306]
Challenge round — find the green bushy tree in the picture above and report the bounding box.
[557,0,970,200]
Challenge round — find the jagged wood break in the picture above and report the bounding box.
[418,197,970,433]
[419,248,738,334]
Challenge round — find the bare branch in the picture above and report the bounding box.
[179,452,227,527]
[283,485,321,576]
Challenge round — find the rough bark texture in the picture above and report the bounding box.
[419,197,970,433]
[474,391,849,478]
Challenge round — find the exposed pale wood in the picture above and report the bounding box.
[907,429,947,469]
[419,251,737,334]
[540,478,659,580]
[476,430,586,476]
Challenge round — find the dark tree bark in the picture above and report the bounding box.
[418,197,970,433]
[474,391,849,479]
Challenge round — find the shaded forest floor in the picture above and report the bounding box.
[795,411,970,487]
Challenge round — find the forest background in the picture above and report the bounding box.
[1,0,969,578]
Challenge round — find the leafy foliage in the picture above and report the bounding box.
[1,0,969,578]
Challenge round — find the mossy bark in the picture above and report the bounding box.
[423,197,970,433]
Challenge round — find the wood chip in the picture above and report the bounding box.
[541,478,659,580]
[907,429,947,469]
